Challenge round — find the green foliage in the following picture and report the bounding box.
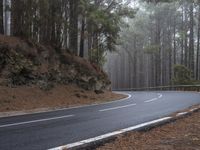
[10,0,135,67]
[178,31,187,40]
[8,51,34,85]
[83,1,136,66]
[87,4,123,52]
[144,45,160,54]
[9,52,33,75]
[172,65,193,85]
[90,48,106,67]
[193,80,200,84]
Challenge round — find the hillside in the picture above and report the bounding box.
[0,35,124,113]
[0,34,111,91]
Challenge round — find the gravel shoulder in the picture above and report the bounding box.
[97,108,200,150]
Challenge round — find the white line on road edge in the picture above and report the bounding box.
[99,103,137,112]
[48,117,171,150]
[190,108,199,112]
[50,93,132,111]
[0,115,74,128]
[176,112,188,117]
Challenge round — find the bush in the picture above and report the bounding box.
[8,51,34,85]
[172,65,193,85]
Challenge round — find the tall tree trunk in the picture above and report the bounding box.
[79,17,85,57]
[155,21,161,86]
[11,0,24,37]
[181,6,184,65]
[184,6,188,68]
[69,0,78,55]
[188,3,194,77]
[63,0,69,49]
[173,16,176,65]
[0,0,3,34]
[133,37,137,88]
[3,0,11,35]
[196,5,200,80]
[168,28,172,85]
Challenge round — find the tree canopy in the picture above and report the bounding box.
[1,0,135,67]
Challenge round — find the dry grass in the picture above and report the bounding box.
[97,110,200,150]
[0,85,126,112]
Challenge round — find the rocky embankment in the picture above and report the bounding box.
[0,35,111,92]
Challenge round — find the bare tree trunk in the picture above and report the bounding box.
[173,16,176,65]
[69,0,78,54]
[184,6,188,68]
[155,20,161,86]
[0,0,3,34]
[181,6,184,65]
[3,0,11,35]
[79,17,85,57]
[133,37,137,88]
[188,3,194,77]
[197,5,200,80]
[168,28,173,85]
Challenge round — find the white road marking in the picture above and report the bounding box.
[99,103,137,112]
[176,112,188,117]
[158,93,163,98]
[145,93,163,103]
[0,93,132,119]
[190,108,199,112]
[0,114,74,128]
[48,117,172,150]
[52,93,132,111]
[100,93,163,111]
[144,98,158,103]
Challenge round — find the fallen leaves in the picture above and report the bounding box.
[97,110,200,150]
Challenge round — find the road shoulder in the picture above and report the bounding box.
[97,104,200,150]
[0,86,128,118]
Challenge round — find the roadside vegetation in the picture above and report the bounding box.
[0,34,126,113]
[0,1,199,149]
[0,1,133,113]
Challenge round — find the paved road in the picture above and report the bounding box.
[0,91,200,150]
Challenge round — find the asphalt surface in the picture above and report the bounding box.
[0,91,200,150]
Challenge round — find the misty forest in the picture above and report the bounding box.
[106,0,200,89]
[1,0,200,90]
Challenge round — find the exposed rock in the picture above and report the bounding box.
[0,35,111,91]
[94,90,104,94]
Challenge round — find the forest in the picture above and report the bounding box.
[105,0,200,89]
[1,0,200,90]
[0,0,134,66]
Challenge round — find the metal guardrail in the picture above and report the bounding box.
[114,85,200,92]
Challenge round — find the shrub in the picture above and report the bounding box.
[172,65,193,85]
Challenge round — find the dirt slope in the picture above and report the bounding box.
[0,35,124,113]
[0,84,125,112]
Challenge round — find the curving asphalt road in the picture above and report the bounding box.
[0,91,200,150]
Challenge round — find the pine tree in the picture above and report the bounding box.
[197,4,200,80]
[0,0,3,34]
[69,0,78,54]
[188,2,194,77]
[3,0,11,35]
